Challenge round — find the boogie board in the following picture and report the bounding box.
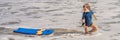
[13,28,54,35]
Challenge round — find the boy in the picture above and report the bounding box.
[82,3,98,34]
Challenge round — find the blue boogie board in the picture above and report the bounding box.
[13,28,54,35]
[42,29,54,35]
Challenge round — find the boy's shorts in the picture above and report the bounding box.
[85,22,92,27]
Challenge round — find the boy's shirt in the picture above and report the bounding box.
[82,10,94,24]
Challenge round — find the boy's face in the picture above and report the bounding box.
[83,6,88,10]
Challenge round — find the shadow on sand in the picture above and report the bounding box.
[0,27,83,36]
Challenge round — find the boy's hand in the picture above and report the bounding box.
[82,19,85,23]
[93,14,98,21]
[81,19,85,27]
[95,18,98,20]
[81,23,85,26]
[41,27,46,31]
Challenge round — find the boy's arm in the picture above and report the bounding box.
[81,13,85,26]
[93,14,98,20]
[82,13,85,23]
[82,19,85,23]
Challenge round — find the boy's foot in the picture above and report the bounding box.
[89,29,97,33]
[85,32,91,35]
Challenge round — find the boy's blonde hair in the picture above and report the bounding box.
[83,3,90,10]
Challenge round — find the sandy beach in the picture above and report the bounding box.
[0,0,120,40]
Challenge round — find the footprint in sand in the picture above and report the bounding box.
[0,19,21,25]
[99,24,111,31]
[10,12,18,14]
[109,0,120,7]
[52,14,64,16]
[0,3,12,7]
[24,11,39,16]
[98,11,104,14]
[108,7,117,10]
[103,21,120,24]
[111,39,118,40]
[112,14,120,19]
[0,21,21,25]
[30,16,42,19]
[19,7,40,11]
[110,33,120,40]
[64,11,77,14]
[45,8,64,12]
[114,11,120,14]
[8,38,15,40]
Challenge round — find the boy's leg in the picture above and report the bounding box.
[84,26,89,34]
[90,23,98,32]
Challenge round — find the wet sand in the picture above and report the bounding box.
[0,0,120,40]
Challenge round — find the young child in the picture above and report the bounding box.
[82,3,98,34]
